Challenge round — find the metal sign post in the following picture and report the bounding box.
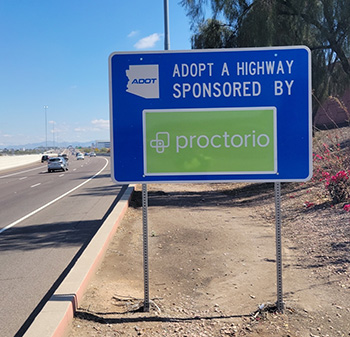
[141,1,171,313]
[142,183,150,312]
[274,182,284,312]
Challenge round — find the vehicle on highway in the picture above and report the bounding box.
[76,153,84,160]
[41,155,50,163]
[89,152,96,157]
[47,157,68,172]
[59,153,69,161]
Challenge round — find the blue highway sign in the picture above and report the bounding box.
[109,46,312,184]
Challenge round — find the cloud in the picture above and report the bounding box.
[0,130,12,138]
[0,130,11,138]
[91,119,109,130]
[134,33,162,49]
[74,127,85,132]
[74,120,109,133]
[127,30,139,38]
[74,126,89,132]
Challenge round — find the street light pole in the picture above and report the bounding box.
[164,0,170,50]
[52,121,55,148]
[44,105,48,149]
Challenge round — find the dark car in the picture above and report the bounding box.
[59,153,69,161]
[41,155,50,163]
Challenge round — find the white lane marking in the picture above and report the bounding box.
[0,166,44,179]
[59,174,64,177]
[0,158,109,234]
[19,177,27,180]
[73,169,77,171]
[31,183,41,188]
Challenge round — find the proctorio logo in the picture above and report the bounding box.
[150,130,270,153]
[150,132,170,153]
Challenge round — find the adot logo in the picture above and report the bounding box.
[132,78,157,84]
[126,65,159,99]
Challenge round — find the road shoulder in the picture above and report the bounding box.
[23,185,134,337]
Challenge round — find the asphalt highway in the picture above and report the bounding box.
[0,154,125,337]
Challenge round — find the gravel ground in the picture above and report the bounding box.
[68,127,350,337]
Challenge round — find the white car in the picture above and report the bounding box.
[48,157,68,172]
[76,153,84,160]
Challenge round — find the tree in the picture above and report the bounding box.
[181,0,350,121]
[191,18,236,48]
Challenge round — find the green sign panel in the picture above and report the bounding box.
[143,107,277,175]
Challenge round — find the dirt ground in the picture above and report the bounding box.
[68,180,350,337]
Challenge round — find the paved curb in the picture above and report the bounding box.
[23,185,134,337]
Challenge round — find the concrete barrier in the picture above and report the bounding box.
[0,154,42,171]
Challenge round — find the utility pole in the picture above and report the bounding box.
[44,105,48,149]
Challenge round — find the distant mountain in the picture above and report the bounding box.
[0,140,96,150]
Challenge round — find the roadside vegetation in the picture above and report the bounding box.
[79,147,110,155]
[232,121,350,282]
[0,148,42,156]
[181,0,350,122]
[0,146,110,156]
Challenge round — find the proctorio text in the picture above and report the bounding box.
[175,131,270,153]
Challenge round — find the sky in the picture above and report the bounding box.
[0,0,194,147]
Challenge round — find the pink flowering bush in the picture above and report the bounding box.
[322,170,350,204]
[343,204,350,212]
[313,131,350,204]
[304,201,315,208]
